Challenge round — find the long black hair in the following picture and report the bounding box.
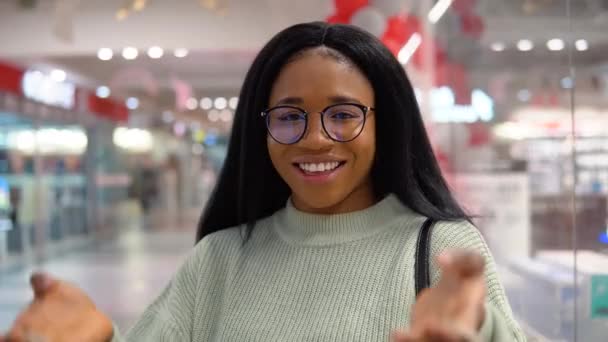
[196,21,468,242]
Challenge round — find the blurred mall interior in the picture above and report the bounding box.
[0,0,607,340]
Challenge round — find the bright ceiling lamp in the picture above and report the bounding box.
[398,33,422,65]
[428,0,454,24]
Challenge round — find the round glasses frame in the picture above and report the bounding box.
[260,102,375,145]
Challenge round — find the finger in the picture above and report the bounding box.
[30,273,57,299]
[420,320,479,342]
[438,250,485,279]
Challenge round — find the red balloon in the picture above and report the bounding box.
[460,14,485,39]
[326,12,350,24]
[382,14,421,45]
[382,38,403,56]
[334,0,369,19]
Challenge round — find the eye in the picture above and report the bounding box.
[330,111,357,120]
[278,112,306,122]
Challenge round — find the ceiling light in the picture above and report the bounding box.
[174,48,189,58]
[122,47,138,60]
[147,46,164,59]
[517,39,534,52]
[575,39,589,51]
[229,97,239,109]
[490,42,506,52]
[547,38,565,51]
[398,33,422,65]
[186,97,198,110]
[428,0,453,24]
[200,97,213,110]
[214,97,227,110]
[126,97,139,110]
[96,86,110,98]
[97,48,113,61]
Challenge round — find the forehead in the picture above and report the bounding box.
[268,49,374,107]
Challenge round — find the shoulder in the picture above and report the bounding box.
[430,220,487,252]
[190,213,278,263]
[191,226,244,264]
[427,219,497,283]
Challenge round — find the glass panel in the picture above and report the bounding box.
[0,111,35,262]
[418,0,583,340]
[571,0,608,339]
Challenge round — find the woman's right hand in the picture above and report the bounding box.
[0,273,114,342]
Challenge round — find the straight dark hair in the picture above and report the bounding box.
[196,21,468,243]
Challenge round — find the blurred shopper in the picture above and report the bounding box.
[2,22,524,342]
[160,155,180,226]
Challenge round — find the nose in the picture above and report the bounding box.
[298,112,332,149]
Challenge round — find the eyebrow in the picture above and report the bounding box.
[274,95,363,106]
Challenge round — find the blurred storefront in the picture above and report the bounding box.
[0,60,132,267]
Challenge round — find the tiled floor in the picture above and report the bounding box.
[0,227,195,332]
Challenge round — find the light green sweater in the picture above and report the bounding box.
[112,195,525,341]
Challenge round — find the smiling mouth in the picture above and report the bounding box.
[293,161,346,175]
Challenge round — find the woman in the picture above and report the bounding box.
[1,22,525,342]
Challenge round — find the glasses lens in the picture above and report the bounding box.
[323,104,366,142]
[266,107,307,144]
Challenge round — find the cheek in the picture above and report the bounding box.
[267,138,288,173]
[353,119,376,167]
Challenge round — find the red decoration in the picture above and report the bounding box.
[460,13,485,40]
[382,14,420,45]
[0,60,24,96]
[326,12,350,24]
[334,0,368,21]
[382,38,403,56]
[86,91,129,122]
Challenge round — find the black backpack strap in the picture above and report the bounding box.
[415,218,435,297]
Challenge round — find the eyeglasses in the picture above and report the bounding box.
[261,102,374,145]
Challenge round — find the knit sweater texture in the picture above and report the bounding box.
[112,194,525,341]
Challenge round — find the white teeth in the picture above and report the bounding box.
[297,162,341,173]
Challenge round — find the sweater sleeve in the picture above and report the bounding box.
[429,220,526,342]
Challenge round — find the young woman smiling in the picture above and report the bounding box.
[2,22,525,342]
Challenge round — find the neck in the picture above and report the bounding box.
[291,180,376,215]
[275,192,412,246]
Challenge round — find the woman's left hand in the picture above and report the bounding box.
[392,250,486,342]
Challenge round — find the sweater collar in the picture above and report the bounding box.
[273,194,412,246]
